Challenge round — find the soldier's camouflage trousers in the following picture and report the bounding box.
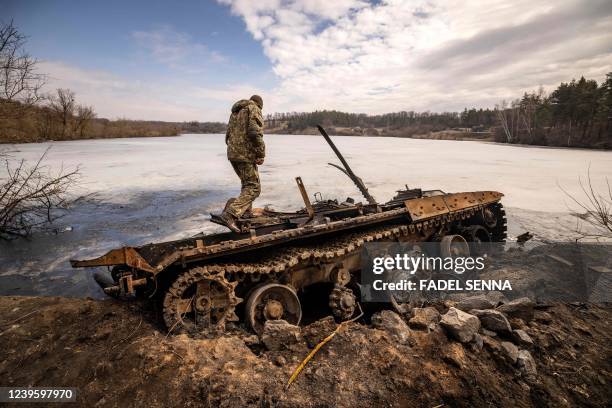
[227,161,261,218]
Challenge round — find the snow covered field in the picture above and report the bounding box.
[1,134,610,297]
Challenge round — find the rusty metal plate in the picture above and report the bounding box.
[444,191,503,211]
[444,192,478,211]
[405,196,450,221]
[70,247,155,273]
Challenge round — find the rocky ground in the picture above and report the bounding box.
[0,295,610,407]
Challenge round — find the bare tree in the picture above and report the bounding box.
[495,100,514,142]
[0,20,45,118]
[73,104,96,138]
[49,88,76,138]
[560,168,612,240]
[0,148,79,240]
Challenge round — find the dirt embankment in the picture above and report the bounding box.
[0,296,610,407]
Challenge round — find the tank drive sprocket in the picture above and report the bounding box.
[163,266,241,334]
[329,284,357,320]
[488,202,508,242]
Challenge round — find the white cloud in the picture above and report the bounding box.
[219,0,612,114]
[132,25,227,68]
[39,61,258,122]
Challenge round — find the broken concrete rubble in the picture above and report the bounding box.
[500,341,519,364]
[455,295,496,312]
[480,327,497,337]
[512,329,534,347]
[509,317,527,330]
[470,333,484,351]
[408,307,440,330]
[261,319,301,351]
[440,307,480,343]
[470,309,512,334]
[517,350,538,379]
[371,310,412,344]
[497,297,535,322]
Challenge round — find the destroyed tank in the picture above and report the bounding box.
[71,126,507,335]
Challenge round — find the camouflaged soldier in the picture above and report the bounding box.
[221,95,265,232]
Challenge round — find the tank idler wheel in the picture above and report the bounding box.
[245,283,302,335]
[329,284,357,320]
[440,234,470,258]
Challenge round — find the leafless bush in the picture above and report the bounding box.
[0,20,45,119]
[560,169,612,240]
[0,148,79,239]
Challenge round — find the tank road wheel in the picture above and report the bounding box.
[163,267,241,334]
[440,235,470,258]
[329,284,357,320]
[245,283,302,335]
[479,206,499,229]
[463,225,492,256]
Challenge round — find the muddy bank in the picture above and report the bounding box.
[0,296,610,407]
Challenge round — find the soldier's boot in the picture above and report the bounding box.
[221,199,241,233]
[220,210,240,233]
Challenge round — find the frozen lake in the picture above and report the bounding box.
[1,134,610,297]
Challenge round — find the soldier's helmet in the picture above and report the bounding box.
[250,95,263,109]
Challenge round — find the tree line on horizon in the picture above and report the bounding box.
[265,74,611,148]
[495,75,611,148]
[265,108,498,137]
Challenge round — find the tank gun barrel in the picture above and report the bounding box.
[317,125,377,205]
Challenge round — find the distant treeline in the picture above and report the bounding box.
[495,74,611,148]
[0,94,229,143]
[266,74,611,148]
[265,108,496,137]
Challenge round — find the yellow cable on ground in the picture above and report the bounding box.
[286,303,363,389]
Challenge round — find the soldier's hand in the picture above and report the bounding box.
[256,158,264,165]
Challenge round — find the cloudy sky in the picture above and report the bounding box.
[6,0,612,121]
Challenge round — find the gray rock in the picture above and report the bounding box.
[485,291,507,306]
[440,307,480,343]
[509,317,526,330]
[371,310,412,344]
[517,350,538,378]
[470,333,484,351]
[470,309,512,334]
[261,320,301,351]
[408,307,440,330]
[455,295,495,312]
[497,297,535,322]
[480,327,497,337]
[512,329,534,346]
[500,341,519,364]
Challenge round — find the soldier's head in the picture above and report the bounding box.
[250,94,263,109]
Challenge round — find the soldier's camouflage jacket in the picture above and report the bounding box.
[226,99,265,163]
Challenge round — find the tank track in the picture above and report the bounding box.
[163,203,507,332]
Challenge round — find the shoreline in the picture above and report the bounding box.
[3,130,610,152]
[3,131,610,151]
